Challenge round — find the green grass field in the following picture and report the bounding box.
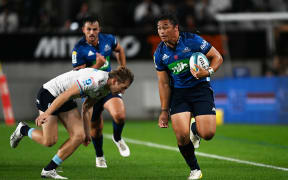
[0,120,288,180]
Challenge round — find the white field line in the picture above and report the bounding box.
[104,134,288,172]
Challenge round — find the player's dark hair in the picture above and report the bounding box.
[82,15,100,27]
[109,67,134,85]
[156,13,179,26]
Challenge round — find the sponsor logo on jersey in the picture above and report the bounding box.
[83,79,92,86]
[200,40,208,50]
[168,59,189,75]
[72,51,77,64]
[83,77,95,87]
[104,44,111,52]
[174,55,178,60]
[88,50,94,56]
[182,47,191,53]
[162,54,169,61]
[99,56,110,71]
[212,107,216,112]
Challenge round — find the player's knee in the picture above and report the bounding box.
[112,112,126,123]
[202,130,215,141]
[72,132,85,144]
[43,137,58,147]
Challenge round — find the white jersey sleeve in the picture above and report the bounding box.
[43,68,109,101]
[76,70,110,99]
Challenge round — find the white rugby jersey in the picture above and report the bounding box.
[43,68,110,100]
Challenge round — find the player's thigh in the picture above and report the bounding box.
[171,112,191,144]
[192,100,216,139]
[58,108,84,137]
[104,97,126,119]
[39,110,59,142]
[191,84,216,139]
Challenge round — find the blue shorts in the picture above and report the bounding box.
[169,82,216,116]
[36,87,77,115]
[91,93,122,121]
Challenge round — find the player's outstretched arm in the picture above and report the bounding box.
[81,98,98,146]
[114,43,126,67]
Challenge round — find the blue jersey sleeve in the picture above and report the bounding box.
[100,33,118,51]
[193,34,212,55]
[153,48,166,71]
[110,35,118,50]
[72,47,86,68]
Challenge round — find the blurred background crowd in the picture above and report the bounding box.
[1,0,288,32]
[1,0,288,76]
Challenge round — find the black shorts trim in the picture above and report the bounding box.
[35,87,77,115]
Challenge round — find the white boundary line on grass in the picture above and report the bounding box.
[104,134,288,172]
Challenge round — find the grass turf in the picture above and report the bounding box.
[0,120,287,179]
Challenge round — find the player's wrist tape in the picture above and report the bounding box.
[208,67,214,76]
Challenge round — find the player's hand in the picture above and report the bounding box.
[35,113,49,126]
[158,111,169,128]
[190,64,209,79]
[83,134,91,147]
[94,53,106,68]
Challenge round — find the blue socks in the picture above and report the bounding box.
[191,122,198,136]
[113,121,124,142]
[44,154,63,171]
[91,121,125,157]
[28,128,35,139]
[178,141,200,170]
[92,135,104,157]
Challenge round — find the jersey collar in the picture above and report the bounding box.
[84,36,100,48]
[164,35,181,50]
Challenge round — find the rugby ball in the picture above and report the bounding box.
[189,52,209,71]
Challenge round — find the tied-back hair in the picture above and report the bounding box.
[109,66,134,85]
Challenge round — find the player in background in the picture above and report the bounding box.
[10,67,134,179]
[71,16,129,168]
[153,13,223,179]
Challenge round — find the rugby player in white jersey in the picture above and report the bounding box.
[9,66,134,179]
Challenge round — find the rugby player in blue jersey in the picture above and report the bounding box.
[71,16,129,168]
[154,13,223,180]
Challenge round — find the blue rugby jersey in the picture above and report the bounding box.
[153,32,212,88]
[72,33,118,72]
